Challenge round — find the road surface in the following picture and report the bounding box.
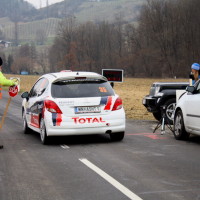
[0,91,200,200]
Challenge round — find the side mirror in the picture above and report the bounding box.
[110,82,114,88]
[186,86,195,93]
[21,91,29,100]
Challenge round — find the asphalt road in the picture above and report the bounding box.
[0,91,200,200]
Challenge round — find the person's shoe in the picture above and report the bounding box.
[0,145,3,149]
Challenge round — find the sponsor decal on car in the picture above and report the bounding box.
[52,113,62,126]
[104,96,112,110]
[100,96,113,110]
[72,117,106,124]
[30,114,40,128]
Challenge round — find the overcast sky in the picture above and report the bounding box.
[24,0,64,9]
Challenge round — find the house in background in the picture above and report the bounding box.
[0,40,12,48]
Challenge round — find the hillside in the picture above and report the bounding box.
[0,0,36,22]
[38,0,143,23]
[0,0,145,43]
[76,0,143,23]
[1,17,60,42]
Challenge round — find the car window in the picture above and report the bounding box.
[51,79,115,98]
[29,78,49,97]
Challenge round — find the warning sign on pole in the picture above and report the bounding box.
[8,85,18,97]
[0,78,20,130]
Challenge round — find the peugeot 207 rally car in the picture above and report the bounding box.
[21,71,126,144]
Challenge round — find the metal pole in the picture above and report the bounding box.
[0,97,12,129]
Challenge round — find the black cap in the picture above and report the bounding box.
[0,57,2,66]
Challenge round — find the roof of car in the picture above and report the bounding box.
[153,82,189,86]
[41,71,107,82]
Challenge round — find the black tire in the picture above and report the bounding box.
[22,110,31,134]
[174,110,189,140]
[153,111,162,121]
[163,98,176,125]
[110,132,125,141]
[40,118,49,145]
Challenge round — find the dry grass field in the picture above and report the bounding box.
[4,74,188,121]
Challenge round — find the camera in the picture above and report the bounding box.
[189,73,194,80]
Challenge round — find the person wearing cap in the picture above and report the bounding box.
[191,63,200,85]
[0,57,17,149]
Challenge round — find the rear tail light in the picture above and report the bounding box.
[112,97,123,111]
[44,100,62,114]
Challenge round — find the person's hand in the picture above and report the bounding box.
[12,79,19,86]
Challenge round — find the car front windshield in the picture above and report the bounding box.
[51,79,115,98]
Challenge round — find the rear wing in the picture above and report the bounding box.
[52,74,107,84]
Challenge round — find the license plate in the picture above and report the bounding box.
[142,98,146,105]
[75,106,101,114]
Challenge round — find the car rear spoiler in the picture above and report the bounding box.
[52,75,107,84]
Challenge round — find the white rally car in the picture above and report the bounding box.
[21,71,126,144]
[174,79,200,140]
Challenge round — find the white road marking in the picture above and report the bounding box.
[60,145,70,149]
[79,158,143,200]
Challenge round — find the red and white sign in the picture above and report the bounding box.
[8,85,18,97]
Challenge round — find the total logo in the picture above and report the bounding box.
[72,117,106,124]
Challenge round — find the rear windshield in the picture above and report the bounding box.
[51,79,115,98]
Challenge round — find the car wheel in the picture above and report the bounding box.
[22,110,31,134]
[174,110,189,140]
[40,118,49,145]
[163,98,176,125]
[153,111,162,121]
[110,132,125,141]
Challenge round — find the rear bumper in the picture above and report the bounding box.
[46,124,125,136]
[45,110,126,136]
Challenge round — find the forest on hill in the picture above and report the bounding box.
[1,0,200,78]
[48,0,200,78]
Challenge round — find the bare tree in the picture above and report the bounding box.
[0,29,5,40]
[11,57,32,74]
[37,49,49,73]
[35,29,47,45]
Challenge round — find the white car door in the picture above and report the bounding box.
[26,78,49,129]
[185,82,200,133]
